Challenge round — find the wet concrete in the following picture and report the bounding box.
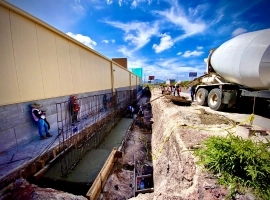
[42,118,134,184]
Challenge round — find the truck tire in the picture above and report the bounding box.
[196,88,208,106]
[208,88,225,111]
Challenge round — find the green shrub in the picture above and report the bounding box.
[193,134,270,199]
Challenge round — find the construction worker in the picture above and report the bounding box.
[137,106,144,126]
[31,103,52,140]
[161,85,165,94]
[71,95,80,125]
[126,105,135,118]
[190,86,196,101]
[174,81,181,96]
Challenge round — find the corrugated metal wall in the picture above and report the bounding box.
[0,1,140,106]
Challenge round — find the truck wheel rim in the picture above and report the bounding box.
[210,94,218,105]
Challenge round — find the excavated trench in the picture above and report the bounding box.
[28,88,154,198]
[35,117,134,195]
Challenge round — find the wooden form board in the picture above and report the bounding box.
[86,148,117,200]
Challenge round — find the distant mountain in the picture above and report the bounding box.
[154,79,165,84]
[144,79,165,84]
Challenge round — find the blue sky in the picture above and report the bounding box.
[7,0,270,82]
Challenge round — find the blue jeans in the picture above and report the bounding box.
[38,118,49,137]
[191,92,195,101]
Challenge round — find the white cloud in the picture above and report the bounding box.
[209,7,225,27]
[155,58,205,79]
[177,52,182,55]
[117,46,133,57]
[153,33,174,53]
[102,40,109,43]
[128,57,149,69]
[66,32,97,49]
[72,0,85,14]
[107,0,113,5]
[118,0,123,6]
[119,0,152,8]
[102,39,115,44]
[157,58,178,68]
[104,0,153,7]
[154,2,206,42]
[182,50,204,57]
[188,3,210,19]
[131,0,138,8]
[232,28,247,37]
[104,20,159,51]
[197,46,203,50]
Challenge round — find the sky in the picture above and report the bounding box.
[7,0,270,82]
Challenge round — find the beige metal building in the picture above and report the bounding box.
[0,1,140,106]
[0,1,142,152]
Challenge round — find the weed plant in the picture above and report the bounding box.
[193,134,270,199]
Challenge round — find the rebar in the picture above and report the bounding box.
[56,89,137,176]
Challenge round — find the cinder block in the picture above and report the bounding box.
[6,114,19,121]
[4,104,19,111]
[0,129,17,153]
[18,112,29,119]
[0,117,7,124]
[0,110,11,118]
[14,118,28,127]
[49,100,59,106]
[0,121,15,131]
[11,108,24,115]
[0,106,5,112]
[14,122,36,145]
[48,106,57,115]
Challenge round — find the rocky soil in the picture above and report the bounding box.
[129,89,232,200]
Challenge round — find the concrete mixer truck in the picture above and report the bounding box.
[187,28,270,115]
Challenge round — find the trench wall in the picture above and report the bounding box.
[0,1,142,153]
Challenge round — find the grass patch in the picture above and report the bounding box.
[193,134,270,199]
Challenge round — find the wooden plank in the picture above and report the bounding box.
[136,188,154,194]
[53,149,56,158]
[33,147,71,181]
[39,160,45,168]
[133,165,136,196]
[137,174,152,178]
[86,148,117,200]
[33,165,50,180]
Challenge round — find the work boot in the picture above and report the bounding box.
[40,135,47,140]
[46,133,52,137]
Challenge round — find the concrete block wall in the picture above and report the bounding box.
[0,87,136,153]
[0,96,65,153]
[0,90,106,153]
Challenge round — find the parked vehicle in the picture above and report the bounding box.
[187,29,270,114]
